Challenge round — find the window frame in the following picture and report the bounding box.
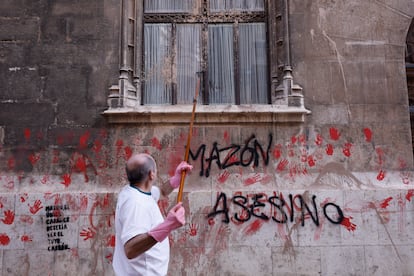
[103,0,310,124]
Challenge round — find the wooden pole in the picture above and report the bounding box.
[176,74,200,203]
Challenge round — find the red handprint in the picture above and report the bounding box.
[29,200,43,214]
[1,210,14,225]
[218,171,230,183]
[244,174,261,186]
[276,159,289,172]
[80,227,96,241]
[188,223,198,236]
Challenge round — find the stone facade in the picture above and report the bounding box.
[0,0,414,275]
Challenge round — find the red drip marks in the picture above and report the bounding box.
[0,234,10,245]
[363,128,372,142]
[329,127,340,141]
[243,219,263,235]
[341,216,357,232]
[380,197,393,209]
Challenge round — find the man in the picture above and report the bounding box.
[113,153,193,275]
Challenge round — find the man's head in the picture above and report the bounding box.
[125,153,157,185]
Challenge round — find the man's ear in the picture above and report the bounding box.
[149,170,155,180]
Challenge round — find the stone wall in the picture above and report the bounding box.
[0,0,413,275]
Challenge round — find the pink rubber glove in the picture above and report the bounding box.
[148,202,186,242]
[169,161,193,189]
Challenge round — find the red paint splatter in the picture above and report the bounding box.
[21,235,32,242]
[208,218,215,226]
[315,134,323,146]
[107,235,115,247]
[341,216,357,232]
[36,131,43,141]
[20,193,28,202]
[20,215,33,224]
[406,190,414,202]
[298,134,306,145]
[376,148,385,166]
[52,150,59,164]
[329,127,340,141]
[56,135,65,145]
[24,128,31,141]
[75,157,87,173]
[379,197,393,209]
[326,144,334,155]
[377,170,386,181]
[79,131,91,149]
[41,174,50,184]
[124,146,133,160]
[0,234,10,245]
[308,155,316,167]
[93,140,102,154]
[151,137,162,150]
[61,174,72,187]
[363,128,372,142]
[28,153,41,165]
[273,144,282,159]
[291,136,297,145]
[243,220,263,235]
[342,143,352,157]
[223,131,230,144]
[7,157,15,170]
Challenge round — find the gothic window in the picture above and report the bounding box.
[105,0,310,124]
[143,0,268,105]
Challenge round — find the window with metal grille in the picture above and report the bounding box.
[142,0,268,105]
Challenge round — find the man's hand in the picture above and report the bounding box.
[148,202,186,242]
[170,161,193,189]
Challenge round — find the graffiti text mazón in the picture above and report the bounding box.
[190,134,273,177]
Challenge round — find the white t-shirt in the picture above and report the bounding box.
[113,185,169,276]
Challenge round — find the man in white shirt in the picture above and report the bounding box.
[113,153,192,275]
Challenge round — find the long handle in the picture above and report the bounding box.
[176,74,200,203]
